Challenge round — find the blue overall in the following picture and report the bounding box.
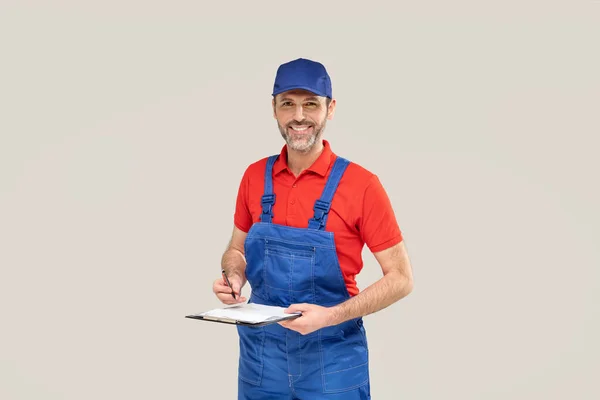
[237,155,371,400]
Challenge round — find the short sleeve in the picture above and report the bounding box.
[359,175,403,253]
[233,167,252,233]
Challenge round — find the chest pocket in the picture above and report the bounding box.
[263,239,316,306]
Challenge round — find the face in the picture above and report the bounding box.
[272,89,336,153]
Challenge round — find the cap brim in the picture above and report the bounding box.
[272,85,330,98]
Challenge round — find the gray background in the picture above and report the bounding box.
[1,1,598,399]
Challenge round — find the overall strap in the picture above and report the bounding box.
[260,155,278,223]
[307,156,350,230]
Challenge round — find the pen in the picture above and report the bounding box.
[221,269,237,300]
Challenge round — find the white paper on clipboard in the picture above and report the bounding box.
[186,303,301,325]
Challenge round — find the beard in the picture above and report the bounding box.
[277,117,327,153]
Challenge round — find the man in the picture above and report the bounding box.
[212,58,414,400]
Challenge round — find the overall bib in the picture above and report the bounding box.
[237,155,371,400]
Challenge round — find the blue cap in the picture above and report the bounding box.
[272,58,332,99]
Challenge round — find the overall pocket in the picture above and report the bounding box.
[263,239,316,305]
[237,325,265,386]
[320,319,369,393]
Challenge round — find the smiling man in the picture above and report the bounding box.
[212,58,414,400]
[275,90,330,154]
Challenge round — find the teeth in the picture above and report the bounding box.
[291,126,309,131]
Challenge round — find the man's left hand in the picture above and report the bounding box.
[278,303,335,335]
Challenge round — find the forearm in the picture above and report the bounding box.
[221,247,246,279]
[329,269,412,326]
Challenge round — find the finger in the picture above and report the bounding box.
[217,289,246,302]
[213,279,231,290]
[214,284,233,295]
[217,295,238,305]
[214,283,234,295]
[216,292,247,304]
[285,303,309,313]
[214,279,239,294]
[216,287,244,299]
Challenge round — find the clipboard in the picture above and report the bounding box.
[185,303,302,327]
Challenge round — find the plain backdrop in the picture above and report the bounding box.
[1,1,598,399]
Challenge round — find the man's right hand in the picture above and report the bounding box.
[213,274,247,304]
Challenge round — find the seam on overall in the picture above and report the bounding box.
[286,334,303,381]
[297,334,302,379]
[266,250,313,259]
[262,243,268,300]
[247,222,338,241]
[325,378,370,393]
[249,235,335,250]
[289,254,294,299]
[319,329,326,391]
[286,332,291,382]
[264,284,315,293]
[322,361,368,375]
[331,234,351,301]
[310,252,316,303]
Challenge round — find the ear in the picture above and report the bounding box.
[272,98,277,119]
[326,98,337,120]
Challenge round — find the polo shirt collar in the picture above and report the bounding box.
[273,139,335,177]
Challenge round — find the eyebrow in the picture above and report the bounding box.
[278,96,321,103]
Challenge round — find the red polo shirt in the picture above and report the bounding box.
[234,140,403,296]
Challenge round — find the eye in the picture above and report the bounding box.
[304,102,318,108]
[281,101,293,107]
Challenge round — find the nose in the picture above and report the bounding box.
[293,105,305,122]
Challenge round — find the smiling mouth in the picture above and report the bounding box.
[288,125,313,133]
